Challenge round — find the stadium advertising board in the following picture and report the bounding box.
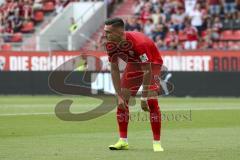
[0,50,239,72]
[162,50,240,72]
[0,51,105,71]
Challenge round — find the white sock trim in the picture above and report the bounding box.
[120,138,128,142]
[153,140,161,144]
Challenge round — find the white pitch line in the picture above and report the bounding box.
[0,107,240,116]
[0,112,54,116]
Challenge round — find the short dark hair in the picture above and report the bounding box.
[104,17,125,28]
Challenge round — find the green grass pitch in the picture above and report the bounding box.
[0,96,239,160]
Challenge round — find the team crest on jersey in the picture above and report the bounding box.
[139,53,148,62]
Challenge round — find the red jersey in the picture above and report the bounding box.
[165,32,179,46]
[208,0,220,5]
[184,26,198,41]
[106,31,163,65]
[140,11,150,24]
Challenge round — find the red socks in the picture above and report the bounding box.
[117,106,129,138]
[147,99,161,141]
[116,99,161,141]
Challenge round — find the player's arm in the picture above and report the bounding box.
[137,43,153,112]
[140,63,152,112]
[141,63,152,98]
[141,63,152,112]
[110,62,121,96]
[137,44,152,99]
[110,61,127,110]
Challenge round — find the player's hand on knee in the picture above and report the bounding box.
[141,100,150,112]
[117,95,127,110]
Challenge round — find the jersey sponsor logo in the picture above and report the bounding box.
[139,53,148,62]
[105,41,118,54]
[118,40,133,51]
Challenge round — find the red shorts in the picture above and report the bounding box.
[121,63,162,96]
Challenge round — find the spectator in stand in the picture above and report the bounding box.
[143,18,155,39]
[0,11,3,23]
[190,3,203,35]
[222,13,233,29]
[233,11,240,29]
[153,23,166,41]
[33,0,43,11]
[158,13,167,24]
[7,10,15,22]
[207,0,222,15]
[125,16,141,31]
[0,12,4,36]
[132,0,144,16]
[165,28,179,49]
[170,7,185,32]
[201,28,213,49]
[140,3,151,24]
[184,0,197,15]
[55,0,64,15]
[12,11,23,32]
[152,7,160,25]
[152,0,161,12]
[163,0,175,21]
[211,16,223,40]
[3,22,13,42]
[223,0,237,15]
[5,0,17,14]
[172,0,184,8]
[152,7,166,25]
[23,0,33,21]
[183,22,199,50]
[199,2,209,31]
[18,0,25,18]
[155,34,167,50]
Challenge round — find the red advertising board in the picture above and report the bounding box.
[0,50,239,71]
[161,50,240,72]
[0,51,105,71]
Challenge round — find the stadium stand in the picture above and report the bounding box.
[123,0,240,50]
[1,0,240,51]
[0,0,69,50]
[0,0,121,50]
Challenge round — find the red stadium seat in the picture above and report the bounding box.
[21,21,34,33]
[11,33,23,42]
[228,41,240,50]
[232,30,240,40]
[198,42,206,49]
[212,42,218,49]
[220,30,234,41]
[218,41,227,49]
[34,11,44,22]
[43,2,55,12]
[1,43,12,50]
